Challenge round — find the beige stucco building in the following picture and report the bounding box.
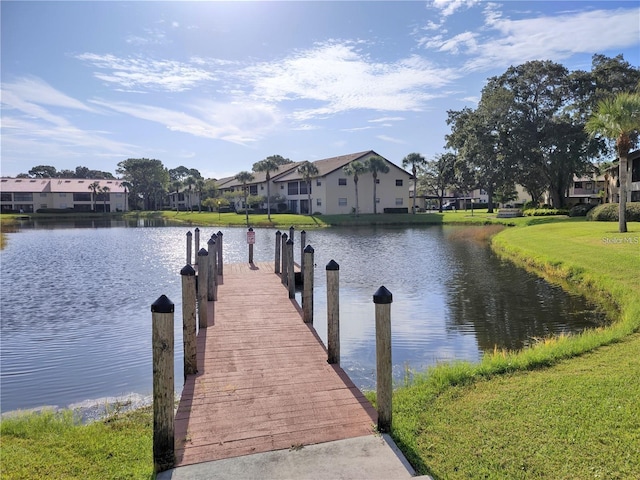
[217,151,412,215]
[0,178,128,213]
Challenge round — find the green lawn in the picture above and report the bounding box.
[391,220,640,478]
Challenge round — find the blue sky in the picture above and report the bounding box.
[1,1,639,180]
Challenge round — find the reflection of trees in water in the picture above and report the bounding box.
[444,238,603,351]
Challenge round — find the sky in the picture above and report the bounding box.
[1,1,639,180]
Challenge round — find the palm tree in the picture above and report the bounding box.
[365,155,390,214]
[99,186,110,213]
[253,156,280,221]
[120,181,132,212]
[343,160,367,216]
[195,179,205,212]
[297,162,319,215]
[171,180,182,212]
[235,171,255,226]
[585,92,640,233]
[88,181,100,212]
[402,152,427,214]
[184,176,196,212]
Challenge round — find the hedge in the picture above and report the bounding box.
[586,202,640,222]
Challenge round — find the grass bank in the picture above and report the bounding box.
[391,220,640,478]
[130,209,566,228]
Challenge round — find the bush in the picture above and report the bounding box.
[523,208,570,217]
[586,202,640,222]
[522,201,538,210]
[569,203,596,217]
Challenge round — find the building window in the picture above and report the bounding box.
[632,159,640,182]
[376,198,380,203]
[338,198,347,206]
[249,185,258,196]
[281,185,284,190]
[73,192,92,201]
[300,182,309,195]
[1,193,11,202]
[260,185,264,190]
[376,178,380,184]
[14,193,33,202]
[316,198,322,206]
[395,198,404,206]
[316,180,322,186]
[396,179,403,186]
[574,182,583,189]
[585,182,593,190]
[288,182,299,195]
[338,178,347,186]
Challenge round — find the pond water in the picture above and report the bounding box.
[0,221,606,413]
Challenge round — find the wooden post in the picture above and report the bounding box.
[217,231,223,276]
[373,286,393,433]
[326,260,340,365]
[151,294,175,472]
[300,230,306,278]
[248,227,254,264]
[186,231,192,265]
[275,231,281,274]
[207,238,216,302]
[281,233,288,285]
[180,265,197,380]
[210,234,218,300]
[194,228,200,258]
[287,238,295,299]
[302,245,314,323]
[197,248,209,328]
[289,225,294,245]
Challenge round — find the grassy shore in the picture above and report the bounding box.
[1,217,638,478]
[391,221,640,478]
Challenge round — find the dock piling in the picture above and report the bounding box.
[302,244,314,324]
[286,238,295,299]
[186,231,192,265]
[373,286,393,433]
[326,260,340,365]
[197,248,209,328]
[274,231,282,274]
[180,265,197,380]
[151,294,175,472]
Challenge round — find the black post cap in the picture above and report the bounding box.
[326,259,340,271]
[286,239,294,245]
[208,238,215,245]
[217,231,223,236]
[373,286,393,304]
[282,233,288,239]
[180,264,196,276]
[301,230,306,234]
[276,230,281,235]
[151,294,175,313]
[194,227,200,232]
[186,231,192,236]
[248,227,253,231]
[304,244,314,253]
[197,248,208,256]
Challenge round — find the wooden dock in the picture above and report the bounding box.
[173,262,377,467]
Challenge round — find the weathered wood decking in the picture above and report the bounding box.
[174,262,377,467]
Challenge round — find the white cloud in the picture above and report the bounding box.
[420,5,640,72]
[369,116,405,123]
[76,53,215,92]
[241,42,455,121]
[90,99,280,145]
[430,0,481,17]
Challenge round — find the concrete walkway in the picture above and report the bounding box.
[158,434,431,479]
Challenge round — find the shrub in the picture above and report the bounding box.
[586,202,640,222]
[569,203,596,217]
[523,208,570,217]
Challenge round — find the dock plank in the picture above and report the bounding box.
[173,262,376,467]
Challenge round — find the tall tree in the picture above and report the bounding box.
[585,92,640,233]
[184,176,196,212]
[252,156,281,221]
[171,180,182,212]
[99,185,110,213]
[365,155,390,214]
[28,165,58,178]
[297,161,319,215]
[88,181,100,212]
[234,171,255,226]
[116,158,169,211]
[195,179,205,212]
[402,152,427,214]
[420,153,457,213]
[343,160,368,216]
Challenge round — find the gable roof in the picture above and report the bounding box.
[216,162,305,189]
[0,178,126,193]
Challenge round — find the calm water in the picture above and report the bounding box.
[0,222,605,413]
